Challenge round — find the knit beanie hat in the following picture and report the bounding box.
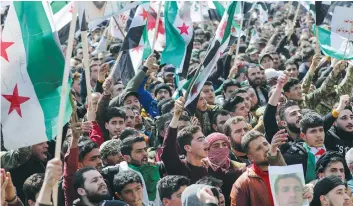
[315,151,351,180]
[99,139,122,159]
[311,175,345,206]
[154,83,172,97]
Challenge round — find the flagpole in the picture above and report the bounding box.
[234,2,244,61]
[288,2,301,42]
[53,2,78,206]
[112,16,126,39]
[151,1,163,52]
[81,26,93,112]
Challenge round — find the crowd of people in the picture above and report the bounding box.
[1,1,353,206]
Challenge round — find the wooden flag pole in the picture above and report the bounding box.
[53,2,78,206]
[234,2,244,61]
[151,1,163,53]
[287,3,301,42]
[315,26,320,54]
[81,29,93,110]
[112,15,126,39]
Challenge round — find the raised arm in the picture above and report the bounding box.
[304,60,345,110]
[161,97,186,174]
[301,54,321,95]
[264,72,288,142]
[336,65,353,97]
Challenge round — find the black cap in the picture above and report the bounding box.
[154,83,172,97]
[311,175,345,206]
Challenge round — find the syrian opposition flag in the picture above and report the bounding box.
[1,1,72,149]
[113,2,151,85]
[300,1,315,16]
[185,2,237,107]
[147,2,165,52]
[161,1,193,73]
[315,25,353,60]
[50,1,79,44]
[213,1,244,38]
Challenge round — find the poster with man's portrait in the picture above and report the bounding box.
[269,164,309,206]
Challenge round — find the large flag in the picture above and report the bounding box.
[185,2,237,107]
[1,1,72,149]
[113,2,151,85]
[315,1,331,26]
[315,25,353,60]
[147,2,165,52]
[161,1,193,73]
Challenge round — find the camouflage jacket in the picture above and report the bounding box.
[0,146,32,170]
[300,66,353,115]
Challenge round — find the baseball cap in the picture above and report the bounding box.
[246,46,259,55]
[118,91,139,106]
[259,53,273,64]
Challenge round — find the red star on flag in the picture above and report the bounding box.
[131,45,143,53]
[2,84,30,117]
[218,21,228,38]
[147,12,165,37]
[177,23,189,35]
[139,8,148,20]
[1,40,14,62]
[231,26,236,33]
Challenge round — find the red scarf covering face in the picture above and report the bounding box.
[251,163,274,206]
[206,133,231,173]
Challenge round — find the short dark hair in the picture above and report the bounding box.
[177,126,201,155]
[204,81,213,87]
[161,100,175,115]
[223,95,245,113]
[73,167,97,194]
[120,128,139,141]
[78,140,99,162]
[23,173,44,202]
[158,176,190,200]
[316,151,351,179]
[241,130,264,154]
[211,109,230,126]
[274,173,302,194]
[284,60,298,69]
[233,88,247,96]
[278,100,299,121]
[223,79,241,93]
[113,170,142,195]
[300,112,324,133]
[283,78,300,93]
[120,136,146,156]
[104,107,126,123]
[196,176,223,188]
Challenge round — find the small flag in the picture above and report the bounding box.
[1,1,72,149]
[315,25,353,60]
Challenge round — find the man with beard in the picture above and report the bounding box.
[326,98,353,156]
[246,64,269,106]
[73,167,127,206]
[230,130,287,206]
[121,106,136,129]
[311,176,351,206]
[211,109,231,133]
[223,116,251,165]
[120,136,161,202]
[194,92,220,136]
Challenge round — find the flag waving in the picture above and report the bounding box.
[1,1,72,149]
[161,1,193,73]
[185,1,237,107]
